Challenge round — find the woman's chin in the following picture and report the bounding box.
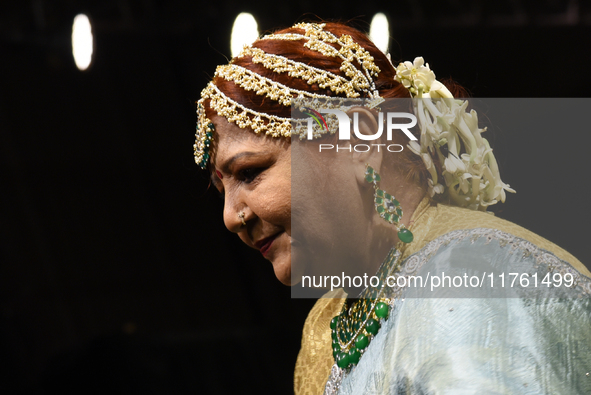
[266,232,298,285]
[271,252,293,285]
[271,242,310,286]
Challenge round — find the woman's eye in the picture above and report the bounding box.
[238,167,264,183]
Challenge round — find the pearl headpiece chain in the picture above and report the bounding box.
[194,23,383,168]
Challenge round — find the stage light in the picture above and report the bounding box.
[369,13,389,54]
[231,13,259,57]
[72,14,93,71]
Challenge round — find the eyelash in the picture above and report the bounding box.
[213,167,265,199]
[238,167,264,183]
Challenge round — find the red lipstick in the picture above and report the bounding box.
[255,233,280,257]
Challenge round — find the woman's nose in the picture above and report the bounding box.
[223,193,245,233]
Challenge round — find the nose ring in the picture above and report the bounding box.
[238,211,246,226]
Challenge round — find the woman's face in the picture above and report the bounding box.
[208,112,400,289]
[210,116,293,285]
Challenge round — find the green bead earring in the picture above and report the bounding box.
[365,164,414,244]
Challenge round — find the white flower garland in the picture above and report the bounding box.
[393,57,515,210]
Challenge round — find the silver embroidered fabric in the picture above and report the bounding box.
[324,364,343,395]
[325,228,591,394]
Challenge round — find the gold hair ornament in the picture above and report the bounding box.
[215,64,342,106]
[194,83,354,168]
[263,23,380,98]
[236,46,360,98]
[195,23,385,169]
[201,82,294,137]
[193,102,214,169]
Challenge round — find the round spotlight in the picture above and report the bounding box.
[231,13,259,57]
[369,13,389,54]
[72,14,93,71]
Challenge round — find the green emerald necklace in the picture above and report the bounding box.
[330,165,413,369]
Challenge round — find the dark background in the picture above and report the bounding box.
[1,1,591,394]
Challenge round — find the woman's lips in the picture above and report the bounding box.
[256,233,281,257]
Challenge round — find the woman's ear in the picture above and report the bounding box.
[348,106,380,140]
[346,106,384,188]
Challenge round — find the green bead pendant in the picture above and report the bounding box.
[375,302,389,319]
[336,352,350,369]
[355,334,369,350]
[398,228,414,243]
[348,347,361,365]
[366,318,380,335]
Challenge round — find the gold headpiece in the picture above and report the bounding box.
[194,23,381,169]
[237,46,360,97]
[262,23,381,98]
[194,23,514,210]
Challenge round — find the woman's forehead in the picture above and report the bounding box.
[211,116,290,168]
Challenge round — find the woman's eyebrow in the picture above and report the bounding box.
[218,151,261,173]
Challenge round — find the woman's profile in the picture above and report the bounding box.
[194,21,591,394]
